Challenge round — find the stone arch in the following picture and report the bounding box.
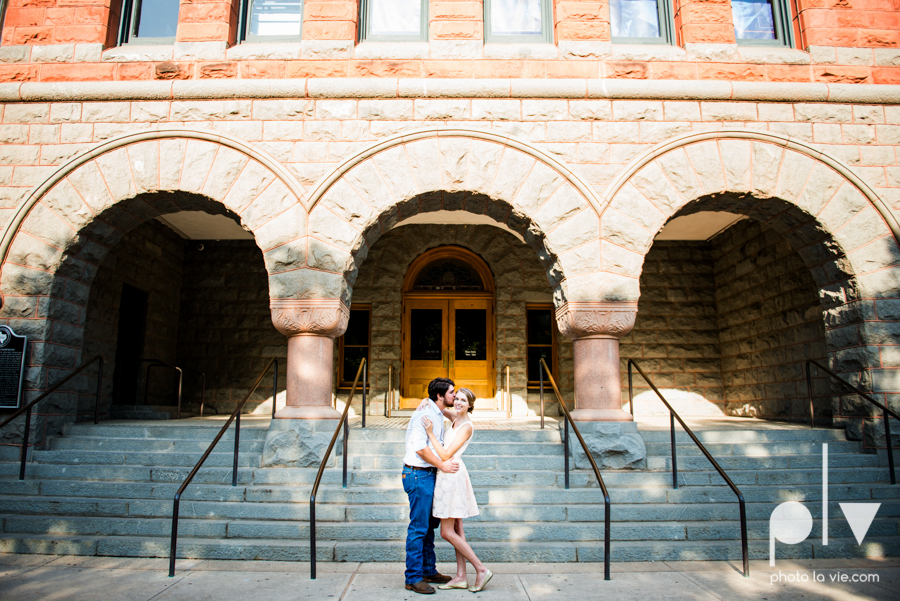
[303,128,604,306]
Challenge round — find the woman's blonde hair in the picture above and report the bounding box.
[457,387,476,413]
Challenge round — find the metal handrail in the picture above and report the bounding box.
[168,357,278,577]
[139,359,206,419]
[806,359,900,484]
[310,358,366,580]
[539,358,612,581]
[627,359,749,577]
[0,355,103,481]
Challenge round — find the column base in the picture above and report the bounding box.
[561,421,646,470]
[261,418,342,468]
[570,408,633,422]
[273,405,341,420]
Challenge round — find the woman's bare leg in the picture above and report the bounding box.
[453,519,466,582]
[440,518,488,586]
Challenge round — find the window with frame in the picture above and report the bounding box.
[117,0,181,45]
[731,0,793,46]
[239,0,303,42]
[338,305,371,388]
[359,0,428,42]
[526,305,558,387]
[609,0,674,44]
[484,0,552,43]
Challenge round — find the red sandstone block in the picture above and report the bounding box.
[431,2,482,20]
[679,4,733,25]
[681,23,735,44]
[803,27,858,46]
[40,62,115,81]
[424,60,474,78]
[154,62,194,80]
[53,24,106,43]
[11,26,54,44]
[698,62,766,81]
[650,62,698,80]
[835,12,869,28]
[285,60,349,77]
[116,62,154,80]
[555,2,606,21]
[46,8,79,24]
[556,20,610,40]
[304,1,358,20]
[605,61,648,79]
[429,20,482,39]
[240,60,286,78]
[846,0,894,8]
[814,65,871,83]
[73,7,109,23]
[350,59,422,77]
[796,0,825,8]
[860,29,900,47]
[200,62,237,78]
[0,64,39,82]
[177,22,230,41]
[546,60,599,78]
[767,64,813,82]
[5,8,45,27]
[797,8,832,28]
[474,60,522,78]
[303,20,356,39]
[8,0,54,7]
[873,66,900,83]
[522,60,544,78]
[868,11,900,28]
[179,3,233,22]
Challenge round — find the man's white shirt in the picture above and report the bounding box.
[404,399,445,468]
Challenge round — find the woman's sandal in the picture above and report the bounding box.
[468,569,492,593]
[437,581,468,590]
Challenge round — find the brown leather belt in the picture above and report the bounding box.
[404,464,436,472]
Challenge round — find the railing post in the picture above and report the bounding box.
[564,415,569,490]
[19,405,31,481]
[739,496,749,577]
[175,368,183,420]
[885,408,896,485]
[628,360,634,417]
[806,361,815,429]
[670,411,678,490]
[94,357,103,425]
[272,359,278,419]
[342,414,349,489]
[310,497,317,579]
[232,412,240,487]
[362,361,367,429]
[539,362,544,430]
[604,499,611,581]
[169,495,180,577]
[200,372,206,418]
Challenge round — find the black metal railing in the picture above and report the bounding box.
[168,357,278,577]
[0,355,104,481]
[140,359,206,419]
[628,359,749,577]
[310,358,367,580]
[806,359,900,485]
[539,358,611,581]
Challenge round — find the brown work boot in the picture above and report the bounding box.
[405,580,436,594]
[423,572,453,584]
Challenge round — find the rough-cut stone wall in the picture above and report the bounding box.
[341,223,572,416]
[81,220,185,413]
[176,240,285,415]
[711,220,829,422]
[622,241,725,416]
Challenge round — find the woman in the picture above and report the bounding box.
[421,387,492,593]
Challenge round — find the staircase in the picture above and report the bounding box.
[1,419,899,563]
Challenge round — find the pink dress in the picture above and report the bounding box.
[432,422,479,519]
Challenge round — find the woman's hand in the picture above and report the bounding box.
[422,416,433,433]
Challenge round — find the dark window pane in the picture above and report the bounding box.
[135,0,181,38]
[413,259,484,291]
[249,0,303,36]
[527,347,553,382]
[343,346,368,382]
[344,310,370,346]
[411,309,443,361]
[527,309,553,345]
[732,0,776,40]
[455,309,486,361]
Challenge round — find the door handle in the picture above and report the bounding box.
[443,351,448,368]
[449,351,454,368]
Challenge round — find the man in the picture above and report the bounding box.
[402,377,460,594]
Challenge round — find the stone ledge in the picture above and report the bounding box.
[0,79,896,104]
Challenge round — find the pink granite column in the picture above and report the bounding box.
[556,301,638,421]
[269,299,349,419]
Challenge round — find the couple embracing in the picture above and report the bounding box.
[402,377,492,594]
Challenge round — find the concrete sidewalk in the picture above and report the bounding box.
[1,555,898,600]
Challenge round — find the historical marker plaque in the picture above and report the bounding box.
[0,326,27,410]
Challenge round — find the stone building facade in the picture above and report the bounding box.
[0,0,897,450]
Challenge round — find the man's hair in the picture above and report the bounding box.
[427,377,455,401]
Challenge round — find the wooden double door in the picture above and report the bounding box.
[401,296,495,407]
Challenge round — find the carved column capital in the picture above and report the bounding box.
[555,301,638,340]
[270,299,350,338]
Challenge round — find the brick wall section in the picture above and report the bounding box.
[175,240,286,415]
[1,0,114,46]
[431,0,482,40]
[711,220,829,421]
[344,223,573,416]
[622,241,725,415]
[675,0,736,45]
[81,220,185,413]
[555,0,610,41]
[798,0,900,49]
[177,0,240,43]
[303,0,358,40]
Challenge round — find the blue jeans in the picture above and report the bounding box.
[402,465,440,585]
